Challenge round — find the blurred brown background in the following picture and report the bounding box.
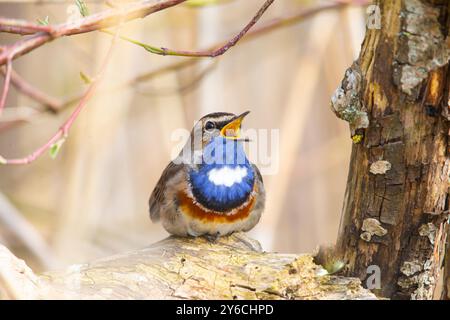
[0,0,366,272]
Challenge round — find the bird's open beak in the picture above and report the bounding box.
[220,111,250,139]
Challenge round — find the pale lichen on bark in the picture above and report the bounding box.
[418,222,437,245]
[331,62,369,135]
[360,218,388,243]
[397,260,435,300]
[400,261,423,277]
[369,160,392,175]
[393,0,450,98]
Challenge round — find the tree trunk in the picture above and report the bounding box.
[443,232,450,299]
[332,0,450,299]
[0,233,376,300]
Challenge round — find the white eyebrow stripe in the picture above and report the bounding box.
[207,166,247,187]
[203,115,234,123]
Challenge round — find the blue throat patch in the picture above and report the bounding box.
[189,137,255,212]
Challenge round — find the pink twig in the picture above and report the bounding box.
[2,28,120,165]
[0,59,12,117]
[0,0,187,66]
[0,67,62,112]
[0,17,55,35]
[142,0,275,57]
[0,0,349,126]
[241,2,346,40]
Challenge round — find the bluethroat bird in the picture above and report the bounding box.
[149,111,265,238]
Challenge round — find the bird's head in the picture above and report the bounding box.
[192,111,250,146]
[178,111,251,167]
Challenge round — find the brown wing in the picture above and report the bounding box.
[252,163,266,210]
[149,161,183,222]
[252,163,264,186]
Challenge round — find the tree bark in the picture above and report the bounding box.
[333,0,450,299]
[443,229,450,299]
[0,233,376,300]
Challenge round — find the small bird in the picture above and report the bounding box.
[149,111,265,238]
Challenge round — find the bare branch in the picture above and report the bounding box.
[1,67,62,112]
[0,0,188,66]
[0,17,54,35]
[111,1,353,57]
[0,59,199,131]
[0,26,121,165]
[0,1,351,125]
[1,0,275,59]
[103,0,275,57]
[0,59,12,117]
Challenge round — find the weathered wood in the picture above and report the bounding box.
[333,0,450,299]
[0,233,376,300]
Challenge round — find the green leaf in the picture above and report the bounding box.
[79,71,92,84]
[37,16,49,26]
[49,138,66,159]
[101,29,167,55]
[76,0,89,17]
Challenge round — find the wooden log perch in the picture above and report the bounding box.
[0,233,376,300]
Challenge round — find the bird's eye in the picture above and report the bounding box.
[205,121,216,131]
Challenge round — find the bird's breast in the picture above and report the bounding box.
[189,164,255,212]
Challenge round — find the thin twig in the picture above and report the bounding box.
[0,1,236,36]
[101,0,275,57]
[1,67,62,112]
[236,1,349,41]
[136,60,218,96]
[0,59,199,130]
[0,0,104,4]
[1,27,121,165]
[0,1,349,123]
[105,1,351,58]
[60,58,201,109]
[0,17,54,35]
[0,59,12,117]
[0,0,188,66]
[0,0,275,62]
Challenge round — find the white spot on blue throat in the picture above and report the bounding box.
[207,166,248,187]
[188,136,255,212]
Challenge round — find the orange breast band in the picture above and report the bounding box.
[178,191,256,223]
